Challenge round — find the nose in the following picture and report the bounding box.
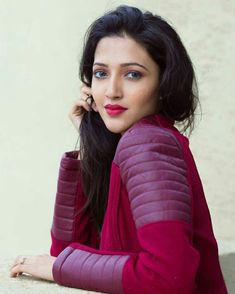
[105,75,122,99]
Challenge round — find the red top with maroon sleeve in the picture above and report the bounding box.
[50,113,228,294]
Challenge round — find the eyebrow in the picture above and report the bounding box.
[93,62,148,71]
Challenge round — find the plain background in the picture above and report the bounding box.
[0,1,234,286]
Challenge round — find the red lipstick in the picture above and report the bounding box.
[104,104,127,116]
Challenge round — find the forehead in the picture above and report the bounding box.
[94,35,152,65]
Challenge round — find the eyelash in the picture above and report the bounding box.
[93,70,142,80]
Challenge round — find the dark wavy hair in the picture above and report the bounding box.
[75,5,201,234]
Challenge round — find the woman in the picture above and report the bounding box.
[10,5,228,294]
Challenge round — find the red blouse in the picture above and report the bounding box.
[50,113,228,294]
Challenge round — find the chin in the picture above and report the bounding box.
[107,127,125,134]
[102,114,137,135]
[104,122,128,135]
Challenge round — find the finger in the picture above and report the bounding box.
[80,83,88,91]
[91,100,98,112]
[69,99,91,117]
[80,83,92,96]
[10,264,24,278]
[10,255,24,271]
[81,94,96,109]
[75,97,92,111]
[81,98,92,111]
[68,104,88,120]
[10,256,33,278]
[10,255,33,273]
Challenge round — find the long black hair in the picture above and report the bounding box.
[76,5,201,234]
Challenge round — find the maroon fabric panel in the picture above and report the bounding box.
[51,151,82,241]
[53,245,130,294]
[50,151,100,256]
[114,126,191,228]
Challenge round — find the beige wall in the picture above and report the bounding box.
[0,0,234,289]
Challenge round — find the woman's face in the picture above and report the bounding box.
[91,35,160,135]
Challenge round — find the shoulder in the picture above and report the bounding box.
[113,122,184,166]
[113,121,192,226]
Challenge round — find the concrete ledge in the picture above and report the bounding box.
[219,253,235,293]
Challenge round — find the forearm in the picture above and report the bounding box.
[52,222,200,294]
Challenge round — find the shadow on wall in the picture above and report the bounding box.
[219,253,235,293]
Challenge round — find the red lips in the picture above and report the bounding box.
[104,104,127,110]
[104,104,127,116]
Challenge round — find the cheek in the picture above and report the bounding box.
[134,89,157,106]
[130,79,158,102]
[91,84,103,105]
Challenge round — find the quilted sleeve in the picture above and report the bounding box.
[50,151,100,257]
[51,128,200,294]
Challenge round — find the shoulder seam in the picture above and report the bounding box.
[114,125,184,166]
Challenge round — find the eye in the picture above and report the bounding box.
[93,70,107,79]
[126,71,142,79]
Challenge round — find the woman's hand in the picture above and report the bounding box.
[10,254,57,281]
[68,83,98,132]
